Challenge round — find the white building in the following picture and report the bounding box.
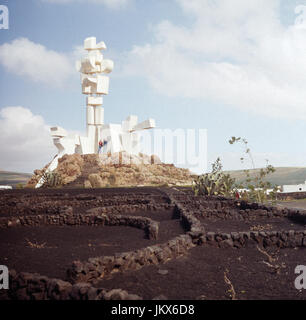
[282,181,306,193]
[0,185,12,190]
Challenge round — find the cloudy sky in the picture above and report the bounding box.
[0,0,306,173]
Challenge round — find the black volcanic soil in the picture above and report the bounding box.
[1,187,306,300]
[0,209,184,279]
[96,245,306,300]
[0,225,146,279]
[200,217,306,233]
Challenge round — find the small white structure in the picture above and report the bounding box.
[35,37,155,188]
[237,187,280,195]
[282,181,306,193]
[0,185,12,190]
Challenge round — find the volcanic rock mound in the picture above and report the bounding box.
[26,152,195,188]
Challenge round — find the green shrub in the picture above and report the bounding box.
[42,171,63,188]
[193,158,235,197]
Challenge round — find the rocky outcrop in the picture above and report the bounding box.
[26,154,84,188]
[26,152,194,188]
[55,154,84,185]
[26,162,51,188]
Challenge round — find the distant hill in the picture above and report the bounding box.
[0,171,32,188]
[225,167,306,186]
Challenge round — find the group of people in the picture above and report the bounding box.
[98,139,108,154]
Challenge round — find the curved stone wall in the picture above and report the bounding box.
[3,187,306,300]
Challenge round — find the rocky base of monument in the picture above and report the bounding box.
[26,152,195,189]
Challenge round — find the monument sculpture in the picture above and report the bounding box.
[35,37,155,188]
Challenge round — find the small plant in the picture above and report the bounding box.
[224,269,237,300]
[16,183,24,189]
[229,136,280,204]
[25,238,46,249]
[256,246,286,275]
[42,171,63,188]
[221,173,236,198]
[193,158,236,197]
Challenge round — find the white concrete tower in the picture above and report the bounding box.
[76,36,114,154]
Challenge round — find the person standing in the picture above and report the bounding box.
[98,139,108,154]
[98,140,103,154]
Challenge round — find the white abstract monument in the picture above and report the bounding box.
[36,37,155,188]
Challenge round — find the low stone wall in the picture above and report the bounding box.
[0,212,159,240]
[204,229,306,249]
[0,196,199,289]
[64,193,203,284]
[174,204,206,244]
[162,189,306,247]
[166,195,306,220]
[169,195,236,210]
[195,207,287,221]
[66,234,195,284]
[5,187,306,300]
[0,199,191,299]
[0,191,171,217]
[181,199,306,223]
[0,269,142,300]
[87,203,175,216]
[159,189,206,246]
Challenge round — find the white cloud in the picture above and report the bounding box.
[41,0,130,9]
[0,38,74,86]
[0,38,116,86]
[0,107,56,173]
[122,0,306,120]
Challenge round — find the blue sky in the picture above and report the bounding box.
[0,0,306,173]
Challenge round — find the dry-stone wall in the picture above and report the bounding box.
[2,187,306,300]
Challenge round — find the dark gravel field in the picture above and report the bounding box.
[1,187,306,300]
